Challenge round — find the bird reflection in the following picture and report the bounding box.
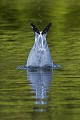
[27,68,53,105]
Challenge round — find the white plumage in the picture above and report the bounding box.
[26,23,53,68]
[26,32,53,67]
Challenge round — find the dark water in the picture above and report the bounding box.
[0,0,80,120]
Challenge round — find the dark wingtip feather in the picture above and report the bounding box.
[42,23,52,35]
[31,23,40,34]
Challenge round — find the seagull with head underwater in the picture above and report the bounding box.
[26,23,54,68]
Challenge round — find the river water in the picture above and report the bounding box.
[0,0,80,120]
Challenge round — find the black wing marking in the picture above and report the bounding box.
[31,23,40,34]
[42,23,51,35]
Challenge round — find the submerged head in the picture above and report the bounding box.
[31,23,51,50]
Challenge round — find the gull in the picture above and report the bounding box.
[26,23,53,68]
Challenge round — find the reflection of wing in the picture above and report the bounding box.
[27,69,53,105]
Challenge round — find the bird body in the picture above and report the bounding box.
[26,23,53,68]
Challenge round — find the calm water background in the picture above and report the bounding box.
[0,0,80,120]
